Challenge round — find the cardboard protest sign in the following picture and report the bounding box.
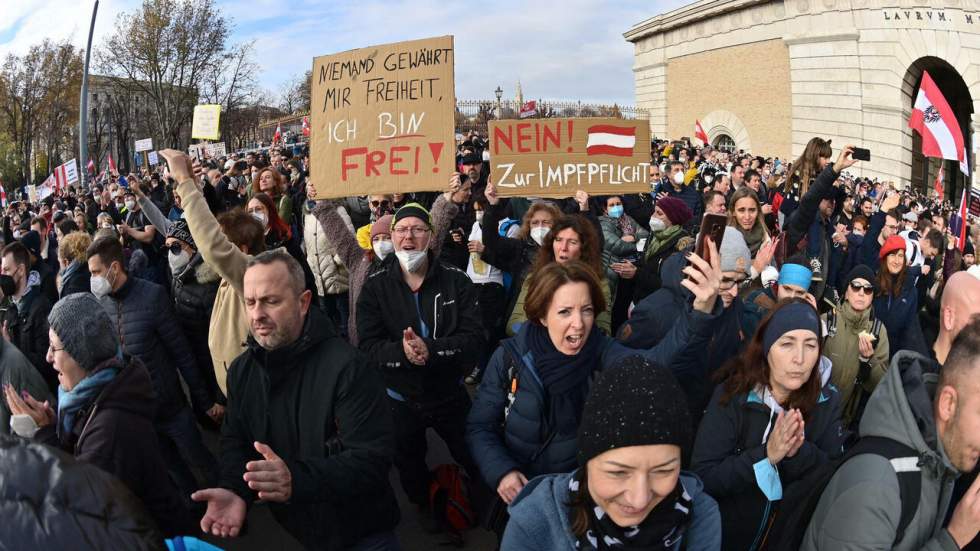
[134,138,153,152]
[310,35,455,198]
[192,105,222,140]
[488,118,651,198]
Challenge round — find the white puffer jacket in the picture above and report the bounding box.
[303,208,352,296]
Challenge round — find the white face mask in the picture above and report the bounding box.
[704,174,714,184]
[530,226,550,246]
[372,240,394,260]
[91,275,112,299]
[395,249,427,273]
[649,217,667,232]
[169,250,192,274]
[124,200,136,211]
[673,171,686,185]
[251,211,268,226]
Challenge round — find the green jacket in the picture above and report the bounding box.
[822,301,890,428]
[801,352,960,551]
[0,337,53,435]
[598,214,649,296]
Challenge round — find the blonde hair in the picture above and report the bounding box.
[59,232,93,264]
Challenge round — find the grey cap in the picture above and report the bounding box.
[48,293,119,372]
[720,226,752,274]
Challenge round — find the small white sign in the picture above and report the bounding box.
[135,138,154,152]
[148,151,159,165]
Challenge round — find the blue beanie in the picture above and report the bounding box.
[778,263,813,291]
[762,302,821,357]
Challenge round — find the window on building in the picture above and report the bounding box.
[713,134,736,153]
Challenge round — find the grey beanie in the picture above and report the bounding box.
[720,226,752,274]
[48,294,119,371]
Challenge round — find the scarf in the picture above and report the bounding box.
[526,322,601,438]
[644,225,685,261]
[571,470,694,550]
[738,221,767,254]
[58,364,119,438]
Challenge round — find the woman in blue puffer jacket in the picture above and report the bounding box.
[466,241,722,537]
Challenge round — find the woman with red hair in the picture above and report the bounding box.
[247,192,316,294]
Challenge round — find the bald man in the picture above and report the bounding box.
[934,272,980,365]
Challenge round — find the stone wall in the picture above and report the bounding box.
[666,39,792,157]
[627,0,980,191]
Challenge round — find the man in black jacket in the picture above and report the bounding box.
[192,249,400,550]
[0,241,54,390]
[87,236,219,498]
[357,203,484,521]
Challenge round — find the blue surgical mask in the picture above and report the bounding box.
[608,205,624,219]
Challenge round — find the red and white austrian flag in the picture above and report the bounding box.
[586,124,636,157]
[695,120,709,144]
[910,70,967,173]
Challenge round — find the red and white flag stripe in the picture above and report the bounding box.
[586,125,636,157]
[695,120,709,144]
[909,70,966,172]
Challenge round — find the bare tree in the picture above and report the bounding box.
[0,39,81,186]
[278,70,311,115]
[96,0,231,149]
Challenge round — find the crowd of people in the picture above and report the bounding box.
[0,129,978,551]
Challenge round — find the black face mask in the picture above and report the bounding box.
[0,274,17,298]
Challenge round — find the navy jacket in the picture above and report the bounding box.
[691,361,844,551]
[466,305,718,489]
[99,276,212,418]
[872,267,929,358]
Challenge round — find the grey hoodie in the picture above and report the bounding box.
[801,351,960,551]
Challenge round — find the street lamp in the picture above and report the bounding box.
[494,86,503,119]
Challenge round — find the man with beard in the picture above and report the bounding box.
[357,203,484,531]
[459,151,488,198]
[193,249,400,549]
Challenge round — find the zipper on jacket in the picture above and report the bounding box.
[748,499,772,551]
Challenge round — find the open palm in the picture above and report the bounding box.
[191,488,247,537]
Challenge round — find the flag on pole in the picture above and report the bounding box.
[909,70,968,175]
[0,179,6,208]
[302,116,310,137]
[695,120,709,144]
[957,187,969,252]
[86,158,95,175]
[107,154,118,176]
[933,164,945,201]
[273,123,282,145]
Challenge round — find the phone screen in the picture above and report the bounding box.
[695,213,728,264]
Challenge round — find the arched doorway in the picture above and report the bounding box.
[713,134,736,153]
[903,57,973,201]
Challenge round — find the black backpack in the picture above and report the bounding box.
[763,435,921,550]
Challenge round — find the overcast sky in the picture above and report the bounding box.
[0,0,690,105]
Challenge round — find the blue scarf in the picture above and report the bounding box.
[526,322,601,438]
[58,367,118,437]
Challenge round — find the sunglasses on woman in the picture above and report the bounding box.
[849,282,874,295]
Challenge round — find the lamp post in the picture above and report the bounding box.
[494,86,503,119]
[79,0,99,190]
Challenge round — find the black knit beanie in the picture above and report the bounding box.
[392,202,431,229]
[577,355,691,466]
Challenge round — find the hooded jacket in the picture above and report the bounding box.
[99,275,212,418]
[822,301,890,428]
[357,252,484,403]
[0,434,166,550]
[801,351,960,550]
[220,307,399,550]
[501,471,721,551]
[691,358,844,551]
[39,359,195,538]
[466,304,719,489]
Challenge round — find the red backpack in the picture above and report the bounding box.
[428,464,476,541]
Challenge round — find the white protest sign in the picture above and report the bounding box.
[134,138,154,152]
